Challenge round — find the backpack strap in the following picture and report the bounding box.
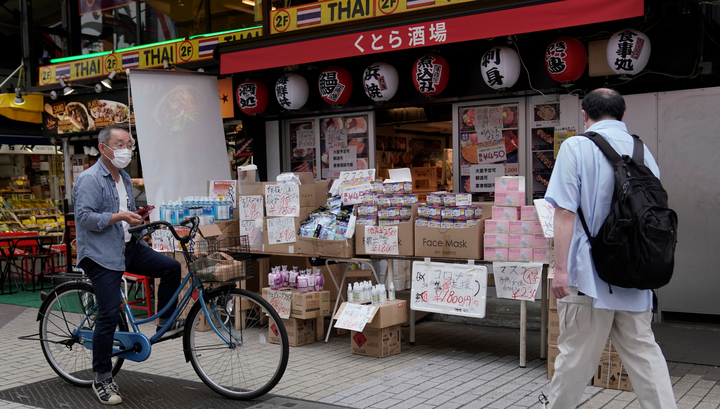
[631,134,644,165]
[581,131,624,165]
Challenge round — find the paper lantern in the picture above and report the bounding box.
[606,29,651,76]
[412,54,449,95]
[363,62,398,102]
[545,37,587,85]
[236,80,268,115]
[318,66,353,105]
[275,73,309,110]
[480,46,521,90]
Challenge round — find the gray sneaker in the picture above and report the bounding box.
[93,378,122,405]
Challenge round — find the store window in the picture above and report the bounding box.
[457,102,521,200]
[319,115,369,179]
[289,120,316,177]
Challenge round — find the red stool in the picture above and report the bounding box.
[123,273,153,316]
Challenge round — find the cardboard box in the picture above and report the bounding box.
[262,288,331,319]
[484,219,510,234]
[521,206,538,220]
[415,219,484,259]
[532,235,552,249]
[508,247,533,262]
[484,247,509,261]
[547,343,560,379]
[495,192,524,207]
[548,274,558,310]
[296,236,355,258]
[534,248,551,263]
[351,324,402,358]
[356,204,416,256]
[484,233,508,248]
[593,352,633,391]
[269,317,315,347]
[508,234,533,248]
[491,206,520,220]
[261,207,313,254]
[548,308,560,344]
[333,300,408,329]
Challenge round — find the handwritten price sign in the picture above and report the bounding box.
[237,195,263,220]
[265,184,300,217]
[338,169,375,205]
[267,217,296,244]
[239,220,256,237]
[533,198,555,238]
[411,261,488,318]
[493,262,543,301]
[334,303,376,332]
[364,225,399,255]
[296,129,315,149]
[474,106,503,130]
[325,125,348,149]
[266,290,292,319]
[476,139,507,164]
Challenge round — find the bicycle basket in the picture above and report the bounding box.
[189,251,253,283]
[195,235,251,262]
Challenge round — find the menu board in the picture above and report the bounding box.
[43,94,134,136]
[290,120,316,176]
[320,115,369,179]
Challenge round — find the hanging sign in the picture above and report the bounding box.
[412,54,449,95]
[607,28,651,76]
[266,217,297,244]
[363,62,399,102]
[266,289,292,319]
[363,226,399,255]
[411,260,488,318]
[545,37,587,84]
[480,46,521,90]
[275,73,309,110]
[236,80,268,115]
[237,195,264,220]
[469,164,504,192]
[265,184,300,217]
[492,262,543,301]
[319,66,353,105]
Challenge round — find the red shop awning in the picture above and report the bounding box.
[220,0,644,74]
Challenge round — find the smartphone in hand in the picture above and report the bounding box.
[136,205,155,219]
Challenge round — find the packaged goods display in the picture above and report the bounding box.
[483,202,553,263]
[160,196,231,225]
[415,203,482,228]
[347,281,390,305]
[268,264,324,292]
[494,176,526,207]
[297,195,354,241]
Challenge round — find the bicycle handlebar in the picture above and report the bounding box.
[128,216,199,243]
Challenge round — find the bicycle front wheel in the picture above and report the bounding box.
[38,281,126,386]
[184,287,289,400]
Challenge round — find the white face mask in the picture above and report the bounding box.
[105,148,132,169]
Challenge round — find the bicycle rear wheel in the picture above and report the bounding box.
[184,287,289,400]
[38,281,126,386]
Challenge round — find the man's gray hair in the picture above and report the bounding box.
[98,125,129,145]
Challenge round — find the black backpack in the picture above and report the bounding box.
[577,131,678,291]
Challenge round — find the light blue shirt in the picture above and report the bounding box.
[545,120,657,312]
[72,159,140,272]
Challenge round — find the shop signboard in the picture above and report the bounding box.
[410,260,487,318]
[39,27,261,86]
[42,94,134,137]
[492,262,543,301]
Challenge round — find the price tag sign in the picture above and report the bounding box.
[492,262,543,301]
[266,217,296,244]
[534,198,555,238]
[474,106,503,130]
[237,195,263,220]
[334,303,376,332]
[266,290,292,319]
[265,184,300,217]
[296,129,315,149]
[363,226,399,255]
[338,169,375,205]
[411,261,488,317]
[469,164,504,193]
[326,126,348,149]
[239,220,256,237]
[476,139,507,164]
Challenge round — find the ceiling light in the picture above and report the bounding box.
[59,78,75,96]
[50,90,58,100]
[242,0,255,5]
[101,71,117,89]
[13,88,24,105]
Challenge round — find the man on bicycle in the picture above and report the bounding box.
[73,125,184,405]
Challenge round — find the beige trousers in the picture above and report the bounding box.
[547,289,677,409]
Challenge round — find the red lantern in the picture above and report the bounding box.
[236,80,268,115]
[318,67,353,105]
[412,54,449,95]
[545,37,587,84]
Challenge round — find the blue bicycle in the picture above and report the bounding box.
[36,217,289,400]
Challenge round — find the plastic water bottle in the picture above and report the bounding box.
[379,284,387,304]
[389,282,396,301]
[313,269,324,291]
[159,201,167,222]
[347,284,353,303]
[183,197,191,220]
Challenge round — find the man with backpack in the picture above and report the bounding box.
[544,88,677,408]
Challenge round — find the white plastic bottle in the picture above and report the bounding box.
[389,282,396,301]
[372,286,379,305]
[379,284,387,304]
[353,282,360,303]
[347,284,353,303]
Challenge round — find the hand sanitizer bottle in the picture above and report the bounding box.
[313,268,324,291]
[306,269,315,291]
[379,284,387,304]
[353,282,360,303]
[289,266,298,288]
[347,283,353,303]
[389,282,396,301]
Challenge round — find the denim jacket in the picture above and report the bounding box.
[73,159,140,271]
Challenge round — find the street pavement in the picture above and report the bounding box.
[1,303,719,409]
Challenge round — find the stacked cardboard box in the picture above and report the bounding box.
[335,300,408,358]
[356,203,417,256]
[262,287,332,346]
[269,317,316,347]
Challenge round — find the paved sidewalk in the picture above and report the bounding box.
[1,305,719,408]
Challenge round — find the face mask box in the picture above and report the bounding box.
[494,176,526,193]
[485,219,509,234]
[508,247,533,262]
[484,233,508,248]
[491,206,520,220]
[508,234,534,248]
[484,247,509,261]
[521,206,539,220]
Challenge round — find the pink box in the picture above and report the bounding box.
[530,221,543,235]
[484,247,509,261]
[521,206,538,220]
[484,233,508,248]
[494,176,526,193]
[532,235,552,249]
[509,220,536,234]
[495,192,524,207]
[509,248,534,262]
[485,219,510,234]
[508,234,534,248]
[491,206,520,220]
[533,248,551,263]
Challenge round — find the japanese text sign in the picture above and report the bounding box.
[334,303,376,332]
[266,217,297,244]
[237,195,264,220]
[325,125,348,149]
[474,107,503,130]
[266,290,292,319]
[554,127,577,158]
[492,262,543,301]
[338,169,375,205]
[296,129,315,149]
[411,260,488,318]
[209,180,237,208]
[469,164,504,192]
[476,139,507,164]
[265,184,300,217]
[363,225,399,255]
[534,198,555,238]
[329,146,357,173]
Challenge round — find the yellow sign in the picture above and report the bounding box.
[39,27,262,86]
[270,0,473,34]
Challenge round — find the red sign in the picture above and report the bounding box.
[221,0,643,74]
